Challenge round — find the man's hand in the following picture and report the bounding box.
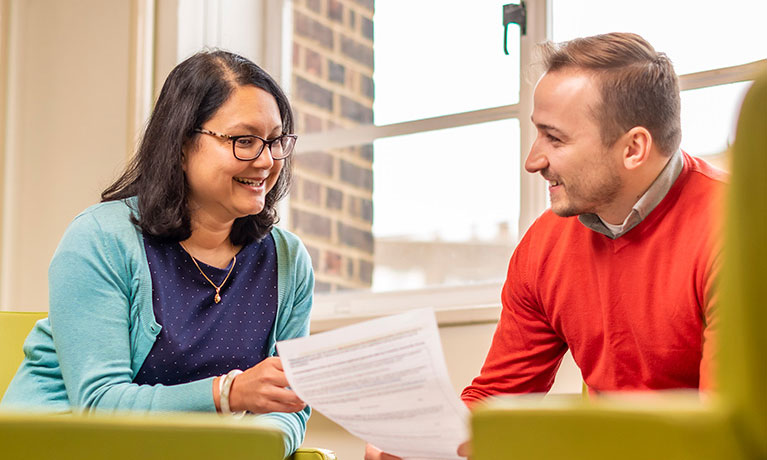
[364,442,470,459]
[364,444,403,460]
[457,441,472,458]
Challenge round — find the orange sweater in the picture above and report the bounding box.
[462,153,725,403]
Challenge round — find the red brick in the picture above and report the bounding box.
[346,259,355,278]
[292,209,332,239]
[295,11,334,49]
[295,76,334,111]
[341,36,373,68]
[361,17,373,41]
[349,196,373,222]
[337,222,373,253]
[359,144,374,162]
[360,74,374,99]
[297,151,334,177]
[328,0,343,23]
[353,0,373,12]
[340,95,373,123]
[293,43,301,68]
[314,280,332,292]
[325,251,343,275]
[306,0,321,13]
[305,48,323,76]
[301,178,322,205]
[340,159,373,189]
[305,244,321,271]
[359,259,373,284]
[326,187,344,210]
[328,59,345,85]
[303,113,323,133]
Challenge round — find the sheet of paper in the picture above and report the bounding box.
[277,308,469,460]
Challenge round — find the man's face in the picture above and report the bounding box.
[526,69,624,218]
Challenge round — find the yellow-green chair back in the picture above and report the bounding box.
[470,71,767,460]
[0,311,47,395]
[0,411,287,460]
[719,68,767,456]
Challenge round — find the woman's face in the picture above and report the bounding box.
[183,85,285,226]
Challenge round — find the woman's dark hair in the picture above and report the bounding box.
[101,50,294,245]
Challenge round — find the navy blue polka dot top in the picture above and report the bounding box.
[133,234,278,385]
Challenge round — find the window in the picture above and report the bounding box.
[552,0,767,165]
[290,0,523,310]
[286,0,766,318]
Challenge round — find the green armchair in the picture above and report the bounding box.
[0,311,336,460]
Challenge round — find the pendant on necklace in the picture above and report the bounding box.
[214,289,221,304]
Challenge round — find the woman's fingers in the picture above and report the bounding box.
[228,357,306,413]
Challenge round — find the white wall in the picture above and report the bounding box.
[0,0,132,311]
[0,0,282,311]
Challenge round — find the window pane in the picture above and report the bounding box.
[681,81,751,158]
[552,0,767,75]
[374,0,520,125]
[372,120,520,292]
[290,120,520,294]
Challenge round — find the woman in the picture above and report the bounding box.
[1,50,312,456]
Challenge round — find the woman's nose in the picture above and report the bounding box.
[252,146,276,169]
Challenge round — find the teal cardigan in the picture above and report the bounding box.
[1,198,314,456]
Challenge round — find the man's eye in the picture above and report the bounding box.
[546,134,561,143]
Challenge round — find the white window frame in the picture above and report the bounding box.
[278,0,767,328]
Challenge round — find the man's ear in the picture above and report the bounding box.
[621,126,653,170]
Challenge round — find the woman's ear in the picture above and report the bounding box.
[180,140,191,172]
[621,126,652,170]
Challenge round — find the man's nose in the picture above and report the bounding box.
[524,140,548,173]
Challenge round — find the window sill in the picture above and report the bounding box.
[309,282,503,332]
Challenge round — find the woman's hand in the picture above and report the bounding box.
[364,444,403,460]
[224,356,306,414]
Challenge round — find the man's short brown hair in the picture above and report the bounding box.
[539,32,681,155]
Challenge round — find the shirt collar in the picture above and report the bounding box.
[578,149,684,239]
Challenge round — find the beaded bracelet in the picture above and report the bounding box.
[219,369,245,417]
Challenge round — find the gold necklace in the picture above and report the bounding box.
[179,242,236,304]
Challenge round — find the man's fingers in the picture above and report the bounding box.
[457,440,471,457]
[364,444,403,460]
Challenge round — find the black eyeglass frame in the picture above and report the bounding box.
[194,127,297,161]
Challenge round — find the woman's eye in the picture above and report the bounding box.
[235,137,254,147]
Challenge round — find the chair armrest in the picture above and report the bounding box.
[290,447,337,460]
[470,396,745,460]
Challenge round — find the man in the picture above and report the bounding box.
[366,32,724,459]
[461,32,723,403]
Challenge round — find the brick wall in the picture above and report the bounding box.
[290,0,375,292]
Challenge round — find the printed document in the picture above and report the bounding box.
[277,308,468,459]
